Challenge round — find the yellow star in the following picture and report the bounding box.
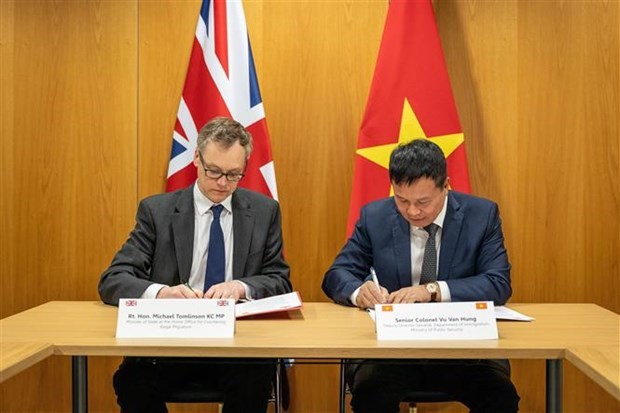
[357,98,464,168]
[356,98,464,194]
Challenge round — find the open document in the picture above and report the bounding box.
[494,306,534,321]
[235,291,302,318]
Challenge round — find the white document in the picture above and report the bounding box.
[375,301,498,340]
[235,291,302,318]
[494,306,535,321]
[116,298,235,338]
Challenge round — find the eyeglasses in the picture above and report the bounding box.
[198,152,245,183]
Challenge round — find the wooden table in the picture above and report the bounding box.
[1,302,618,413]
[565,346,620,401]
[0,341,54,383]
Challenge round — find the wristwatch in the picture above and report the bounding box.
[425,282,439,302]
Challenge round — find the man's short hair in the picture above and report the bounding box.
[389,139,447,188]
[196,117,253,159]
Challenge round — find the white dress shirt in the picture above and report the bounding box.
[409,193,451,302]
[187,183,234,291]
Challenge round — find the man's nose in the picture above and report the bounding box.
[407,204,421,216]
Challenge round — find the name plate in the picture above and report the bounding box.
[375,301,498,340]
[116,299,235,338]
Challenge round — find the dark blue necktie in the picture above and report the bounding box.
[204,204,225,292]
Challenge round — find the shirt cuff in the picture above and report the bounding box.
[234,280,253,300]
[142,283,167,299]
[437,281,451,302]
[349,286,362,307]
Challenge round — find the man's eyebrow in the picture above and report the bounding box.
[204,163,243,173]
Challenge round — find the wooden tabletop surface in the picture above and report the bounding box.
[1,302,617,360]
[0,341,54,383]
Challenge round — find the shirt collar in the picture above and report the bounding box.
[193,182,233,216]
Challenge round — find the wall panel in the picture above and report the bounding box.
[0,1,138,411]
[258,3,386,411]
[515,0,619,308]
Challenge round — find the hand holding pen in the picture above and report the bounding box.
[183,282,204,298]
[356,266,389,309]
[155,282,203,299]
[370,267,381,293]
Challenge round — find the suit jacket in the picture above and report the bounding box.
[99,186,291,305]
[322,191,512,306]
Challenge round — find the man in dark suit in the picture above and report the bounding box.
[99,117,291,413]
[322,139,519,413]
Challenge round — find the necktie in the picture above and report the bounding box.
[204,204,225,292]
[419,223,439,285]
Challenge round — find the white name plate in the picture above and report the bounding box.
[375,301,498,340]
[116,298,235,338]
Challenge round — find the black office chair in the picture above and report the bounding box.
[338,360,455,413]
[165,358,289,413]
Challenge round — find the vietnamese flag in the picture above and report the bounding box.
[347,0,470,236]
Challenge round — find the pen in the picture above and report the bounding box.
[370,267,381,292]
[184,282,196,293]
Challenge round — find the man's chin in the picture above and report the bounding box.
[409,219,429,228]
[208,191,230,203]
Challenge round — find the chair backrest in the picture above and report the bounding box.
[338,359,454,413]
[165,359,288,413]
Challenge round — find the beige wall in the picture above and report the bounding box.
[1,1,618,412]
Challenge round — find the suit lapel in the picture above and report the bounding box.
[232,190,254,279]
[438,192,463,279]
[172,187,195,283]
[391,203,412,289]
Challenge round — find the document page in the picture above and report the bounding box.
[235,291,302,318]
[494,306,534,321]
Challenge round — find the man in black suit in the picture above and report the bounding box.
[323,139,519,413]
[99,117,291,413]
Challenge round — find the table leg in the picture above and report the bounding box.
[72,356,88,413]
[339,359,346,413]
[546,359,562,413]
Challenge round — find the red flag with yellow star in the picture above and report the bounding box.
[347,0,470,235]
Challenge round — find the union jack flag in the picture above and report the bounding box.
[166,0,278,200]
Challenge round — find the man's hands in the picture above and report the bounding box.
[388,285,434,304]
[156,281,246,302]
[156,284,203,299]
[356,283,437,309]
[356,281,389,309]
[203,281,246,301]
